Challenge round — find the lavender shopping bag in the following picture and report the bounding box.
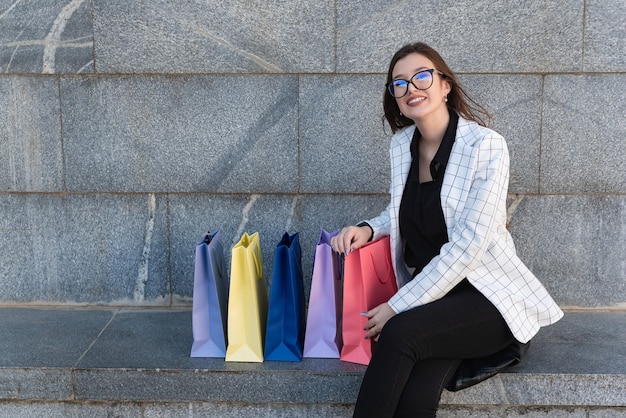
[303,230,343,358]
[190,231,229,358]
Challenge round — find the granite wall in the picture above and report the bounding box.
[0,0,624,308]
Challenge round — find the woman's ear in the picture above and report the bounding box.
[443,79,452,96]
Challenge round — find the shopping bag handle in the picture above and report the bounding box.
[370,252,392,285]
[235,232,263,280]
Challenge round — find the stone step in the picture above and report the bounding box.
[0,308,624,417]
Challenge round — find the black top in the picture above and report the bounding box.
[399,110,459,274]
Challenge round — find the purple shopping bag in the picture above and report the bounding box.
[190,231,229,358]
[303,230,343,358]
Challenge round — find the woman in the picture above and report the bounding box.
[330,42,563,417]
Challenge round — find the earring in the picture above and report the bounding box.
[444,95,448,103]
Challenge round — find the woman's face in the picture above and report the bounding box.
[391,53,451,125]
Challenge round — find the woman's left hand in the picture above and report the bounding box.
[362,302,396,341]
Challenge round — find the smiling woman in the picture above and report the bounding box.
[383,43,492,134]
[330,42,563,418]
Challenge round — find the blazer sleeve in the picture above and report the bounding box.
[362,200,391,239]
[387,131,510,313]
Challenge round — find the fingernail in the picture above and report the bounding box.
[360,312,368,316]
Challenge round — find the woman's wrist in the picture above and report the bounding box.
[356,222,374,242]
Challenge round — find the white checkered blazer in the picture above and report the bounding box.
[366,117,563,343]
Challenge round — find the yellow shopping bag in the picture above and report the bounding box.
[225,232,268,362]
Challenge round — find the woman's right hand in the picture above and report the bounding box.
[330,225,371,256]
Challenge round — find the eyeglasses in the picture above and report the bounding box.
[386,69,444,98]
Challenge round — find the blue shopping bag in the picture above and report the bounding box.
[264,232,306,362]
[190,231,229,357]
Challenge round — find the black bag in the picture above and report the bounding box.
[446,340,530,392]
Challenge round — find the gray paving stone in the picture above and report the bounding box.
[0,0,93,74]
[144,403,355,418]
[77,310,194,370]
[521,312,626,375]
[337,0,583,73]
[583,0,626,71]
[0,401,140,418]
[509,195,626,308]
[0,76,63,192]
[0,308,112,368]
[438,406,598,417]
[0,368,72,401]
[589,410,626,418]
[92,0,334,73]
[60,75,298,193]
[73,366,364,404]
[441,313,626,407]
[445,373,626,407]
[0,194,169,304]
[541,74,626,194]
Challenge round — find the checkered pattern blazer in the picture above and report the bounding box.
[366,117,563,343]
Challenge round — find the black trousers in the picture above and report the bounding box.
[353,280,515,418]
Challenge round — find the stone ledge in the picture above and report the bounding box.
[0,308,624,408]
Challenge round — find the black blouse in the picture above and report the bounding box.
[399,110,459,275]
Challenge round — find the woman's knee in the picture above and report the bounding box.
[377,311,427,360]
[379,311,406,342]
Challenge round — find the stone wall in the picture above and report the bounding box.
[0,0,624,308]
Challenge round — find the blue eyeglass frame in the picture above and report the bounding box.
[386,69,445,98]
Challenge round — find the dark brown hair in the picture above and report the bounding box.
[383,42,492,133]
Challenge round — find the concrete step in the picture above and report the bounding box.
[0,308,624,417]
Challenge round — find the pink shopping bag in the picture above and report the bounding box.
[340,236,397,365]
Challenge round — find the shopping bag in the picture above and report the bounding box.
[264,232,306,362]
[190,230,229,358]
[340,236,397,365]
[225,232,268,362]
[303,230,343,358]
